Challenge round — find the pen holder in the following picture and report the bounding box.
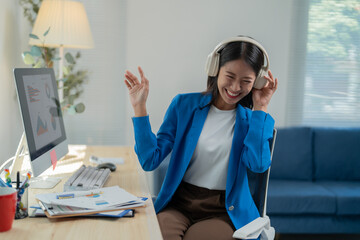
[13,182,28,219]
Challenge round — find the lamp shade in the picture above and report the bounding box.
[29,0,94,49]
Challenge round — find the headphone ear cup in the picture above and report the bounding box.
[206,53,220,77]
[253,68,267,89]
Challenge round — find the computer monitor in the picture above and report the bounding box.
[13,68,68,178]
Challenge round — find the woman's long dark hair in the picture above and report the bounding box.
[204,40,264,109]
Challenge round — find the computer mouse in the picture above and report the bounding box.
[96,162,116,172]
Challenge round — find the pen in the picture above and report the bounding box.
[56,191,103,199]
[4,169,12,187]
[38,201,47,211]
[19,172,32,189]
[16,171,20,189]
[30,205,42,210]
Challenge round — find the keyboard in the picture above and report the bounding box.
[64,165,110,191]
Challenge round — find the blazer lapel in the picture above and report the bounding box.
[226,105,249,197]
[184,106,210,167]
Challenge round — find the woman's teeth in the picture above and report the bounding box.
[227,90,240,97]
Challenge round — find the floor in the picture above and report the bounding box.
[275,234,360,240]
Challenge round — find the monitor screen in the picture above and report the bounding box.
[14,68,68,177]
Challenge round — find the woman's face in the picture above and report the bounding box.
[215,59,256,110]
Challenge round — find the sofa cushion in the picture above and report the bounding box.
[317,181,360,215]
[313,128,360,181]
[270,127,313,180]
[267,180,336,215]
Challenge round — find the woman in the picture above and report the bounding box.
[124,36,278,240]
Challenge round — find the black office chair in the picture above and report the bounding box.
[233,128,277,240]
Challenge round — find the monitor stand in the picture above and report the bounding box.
[7,132,61,189]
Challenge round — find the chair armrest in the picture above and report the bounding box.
[232,215,275,240]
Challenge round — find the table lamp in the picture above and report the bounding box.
[29,0,94,101]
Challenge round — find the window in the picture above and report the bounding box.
[303,0,360,127]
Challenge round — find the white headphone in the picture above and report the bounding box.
[205,36,270,89]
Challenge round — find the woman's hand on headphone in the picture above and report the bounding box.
[252,70,278,112]
[124,66,149,117]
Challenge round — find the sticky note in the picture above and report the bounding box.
[50,149,57,170]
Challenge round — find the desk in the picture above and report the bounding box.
[1,145,163,240]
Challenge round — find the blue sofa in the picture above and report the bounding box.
[267,127,360,233]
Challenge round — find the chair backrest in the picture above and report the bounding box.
[153,152,171,199]
[247,128,277,217]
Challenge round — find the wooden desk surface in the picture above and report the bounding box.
[2,145,163,240]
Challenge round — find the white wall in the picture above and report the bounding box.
[63,0,128,146]
[0,0,29,167]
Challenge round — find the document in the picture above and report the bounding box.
[36,186,147,218]
[30,206,135,218]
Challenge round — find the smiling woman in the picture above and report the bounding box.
[124,36,278,240]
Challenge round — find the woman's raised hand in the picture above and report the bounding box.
[252,70,278,112]
[124,66,149,117]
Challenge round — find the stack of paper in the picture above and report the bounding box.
[35,186,147,218]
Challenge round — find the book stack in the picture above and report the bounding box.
[35,186,147,218]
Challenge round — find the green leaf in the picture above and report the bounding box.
[22,53,35,65]
[65,52,75,64]
[52,57,61,61]
[75,103,85,113]
[63,66,70,75]
[68,95,76,104]
[29,33,39,39]
[43,27,50,37]
[33,60,43,68]
[30,46,42,57]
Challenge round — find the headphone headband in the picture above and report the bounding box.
[212,37,269,69]
[205,36,270,89]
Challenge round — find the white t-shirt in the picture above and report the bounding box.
[183,105,236,190]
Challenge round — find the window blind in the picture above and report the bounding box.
[303,0,360,127]
[287,0,360,127]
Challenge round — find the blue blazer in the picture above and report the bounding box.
[132,92,275,230]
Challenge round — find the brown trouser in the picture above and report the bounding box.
[157,181,236,240]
